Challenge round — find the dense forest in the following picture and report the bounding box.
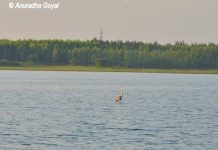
[0,39,218,69]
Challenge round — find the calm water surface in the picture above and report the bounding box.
[0,71,218,150]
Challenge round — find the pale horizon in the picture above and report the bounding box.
[1,0,218,44]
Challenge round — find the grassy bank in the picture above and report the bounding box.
[0,65,217,74]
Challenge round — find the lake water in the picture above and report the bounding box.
[0,71,218,150]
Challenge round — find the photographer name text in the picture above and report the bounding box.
[9,2,60,10]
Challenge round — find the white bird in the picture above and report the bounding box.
[115,88,123,102]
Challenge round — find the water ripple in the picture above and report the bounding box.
[0,71,218,149]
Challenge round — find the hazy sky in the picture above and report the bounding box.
[1,0,218,43]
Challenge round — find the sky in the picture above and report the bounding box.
[1,0,218,43]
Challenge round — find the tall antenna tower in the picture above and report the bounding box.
[100,27,103,41]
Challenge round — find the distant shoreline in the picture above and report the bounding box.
[0,66,217,74]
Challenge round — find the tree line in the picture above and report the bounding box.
[0,39,218,69]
